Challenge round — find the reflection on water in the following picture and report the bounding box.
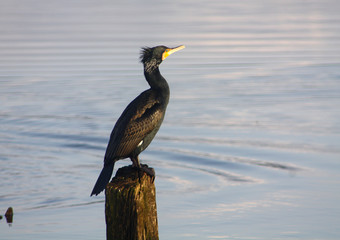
[1,0,340,239]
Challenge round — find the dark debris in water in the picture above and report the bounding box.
[3,207,13,226]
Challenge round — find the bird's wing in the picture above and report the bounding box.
[104,90,164,163]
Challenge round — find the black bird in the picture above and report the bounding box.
[91,45,185,196]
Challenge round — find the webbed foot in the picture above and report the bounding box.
[136,164,155,182]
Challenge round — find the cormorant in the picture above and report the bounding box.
[91,45,185,196]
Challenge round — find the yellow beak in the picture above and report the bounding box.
[162,45,185,61]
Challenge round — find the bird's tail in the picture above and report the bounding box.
[91,162,114,196]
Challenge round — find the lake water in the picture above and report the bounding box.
[1,0,340,239]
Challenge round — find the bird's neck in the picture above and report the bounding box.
[144,67,169,96]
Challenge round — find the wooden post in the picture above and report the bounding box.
[105,165,158,240]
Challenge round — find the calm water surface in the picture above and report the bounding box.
[1,0,340,239]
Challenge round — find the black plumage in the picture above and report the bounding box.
[91,45,185,196]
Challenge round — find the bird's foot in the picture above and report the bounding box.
[134,164,155,183]
[141,164,155,181]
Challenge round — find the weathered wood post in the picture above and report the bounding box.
[105,165,158,240]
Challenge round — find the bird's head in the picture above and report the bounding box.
[140,45,185,72]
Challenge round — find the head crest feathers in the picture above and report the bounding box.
[140,47,153,63]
